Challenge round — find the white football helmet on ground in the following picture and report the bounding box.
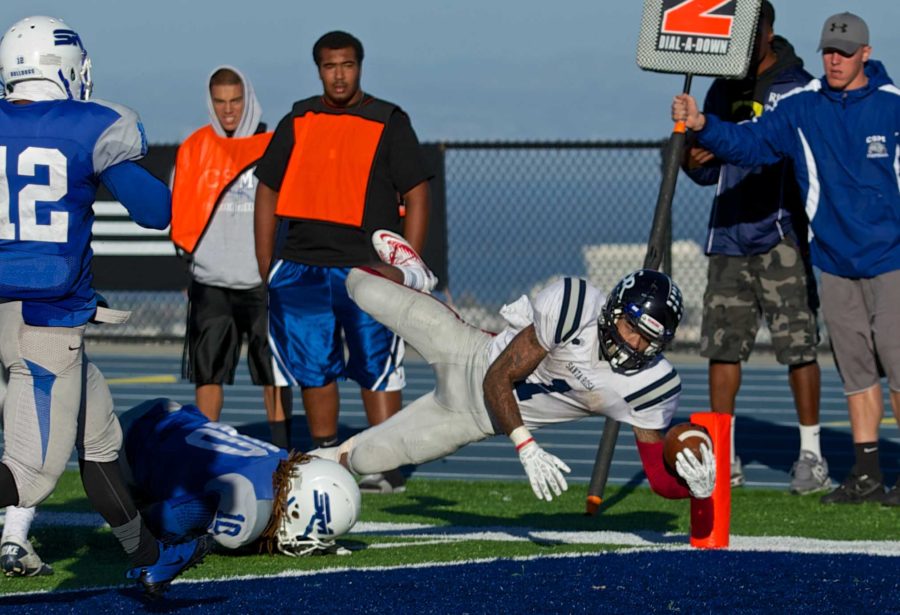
[0,16,92,100]
[276,457,361,557]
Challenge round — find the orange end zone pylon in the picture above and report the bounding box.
[689,411,732,549]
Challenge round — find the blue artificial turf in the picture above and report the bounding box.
[2,550,898,614]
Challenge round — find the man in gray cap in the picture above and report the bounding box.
[672,11,900,506]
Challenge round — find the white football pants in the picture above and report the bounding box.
[337,269,497,475]
[0,302,121,507]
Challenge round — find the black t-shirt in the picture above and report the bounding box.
[255,94,432,267]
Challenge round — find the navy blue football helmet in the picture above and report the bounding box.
[598,269,683,372]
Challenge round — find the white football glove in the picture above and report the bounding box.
[674,442,716,499]
[518,440,571,501]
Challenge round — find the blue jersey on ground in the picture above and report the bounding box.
[0,97,161,326]
[123,399,287,549]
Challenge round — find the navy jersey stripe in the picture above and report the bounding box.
[624,368,678,403]
[632,382,682,411]
[554,278,586,344]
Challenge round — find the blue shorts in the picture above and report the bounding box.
[267,261,405,390]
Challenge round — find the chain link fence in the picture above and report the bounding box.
[440,141,717,348]
[90,140,729,347]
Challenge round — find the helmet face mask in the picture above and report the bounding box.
[598,269,683,373]
[275,457,361,557]
[0,16,92,100]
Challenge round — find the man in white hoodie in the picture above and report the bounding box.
[170,66,291,447]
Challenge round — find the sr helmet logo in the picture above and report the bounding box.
[303,490,335,536]
[53,29,85,50]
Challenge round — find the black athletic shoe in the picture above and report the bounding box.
[883,478,900,507]
[820,473,885,504]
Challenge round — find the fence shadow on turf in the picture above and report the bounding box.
[378,490,682,536]
[734,415,900,486]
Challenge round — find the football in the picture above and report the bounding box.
[663,422,713,471]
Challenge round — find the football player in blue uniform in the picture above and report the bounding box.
[120,398,360,556]
[0,16,208,594]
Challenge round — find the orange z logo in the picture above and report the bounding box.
[662,0,735,38]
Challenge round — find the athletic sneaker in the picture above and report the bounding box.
[789,450,832,495]
[820,472,886,504]
[127,536,212,597]
[730,456,745,488]
[0,539,53,577]
[371,229,437,292]
[883,478,900,508]
[358,469,407,494]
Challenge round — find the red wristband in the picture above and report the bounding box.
[515,437,535,452]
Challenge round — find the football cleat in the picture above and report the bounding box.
[0,539,54,577]
[358,469,407,494]
[884,478,900,507]
[371,229,437,292]
[126,536,211,597]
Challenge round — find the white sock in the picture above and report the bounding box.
[799,424,821,459]
[730,416,737,465]
[401,266,433,291]
[2,506,35,544]
[401,266,421,290]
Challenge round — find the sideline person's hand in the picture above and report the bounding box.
[672,94,706,131]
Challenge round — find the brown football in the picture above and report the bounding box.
[663,422,712,471]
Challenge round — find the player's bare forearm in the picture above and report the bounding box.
[633,426,663,444]
[483,326,548,435]
[254,181,279,282]
[401,181,430,253]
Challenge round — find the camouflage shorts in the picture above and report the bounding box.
[700,237,819,365]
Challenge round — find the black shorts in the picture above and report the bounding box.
[182,281,274,386]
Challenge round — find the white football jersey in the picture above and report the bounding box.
[487,278,681,431]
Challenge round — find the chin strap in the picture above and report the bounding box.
[277,535,350,557]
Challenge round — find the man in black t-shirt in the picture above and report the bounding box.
[254,30,433,493]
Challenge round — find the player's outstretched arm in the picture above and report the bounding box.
[484,326,570,502]
[633,427,692,500]
[100,162,171,229]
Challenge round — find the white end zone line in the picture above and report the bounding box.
[15,514,900,557]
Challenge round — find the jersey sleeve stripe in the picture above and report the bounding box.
[625,368,682,411]
[554,277,587,344]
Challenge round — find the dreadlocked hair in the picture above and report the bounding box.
[259,450,314,554]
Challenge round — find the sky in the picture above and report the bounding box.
[6,1,900,144]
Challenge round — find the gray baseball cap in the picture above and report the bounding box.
[818,12,869,55]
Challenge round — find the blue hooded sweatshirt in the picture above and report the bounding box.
[684,36,813,257]
[696,60,900,278]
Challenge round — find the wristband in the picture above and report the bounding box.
[509,426,534,451]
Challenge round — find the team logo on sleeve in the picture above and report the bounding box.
[137,121,149,156]
[866,135,888,159]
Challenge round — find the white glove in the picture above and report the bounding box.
[674,442,716,499]
[517,440,571,501]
